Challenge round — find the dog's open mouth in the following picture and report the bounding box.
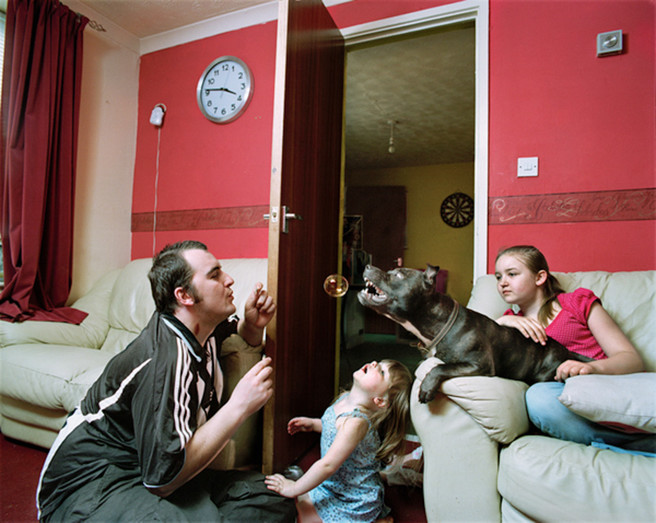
[361,278,388,304]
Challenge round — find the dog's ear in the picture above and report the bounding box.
[424,264,440,286]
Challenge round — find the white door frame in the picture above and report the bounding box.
[338,0,489,281]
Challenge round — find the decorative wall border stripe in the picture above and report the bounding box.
[489,188,655,225]
[131,205,269,232]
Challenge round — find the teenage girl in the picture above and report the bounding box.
[494,245,654,451]
[265,359,412,523]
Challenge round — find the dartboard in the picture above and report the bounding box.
[440,192,474,228]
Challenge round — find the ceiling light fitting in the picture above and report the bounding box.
[387,120,397,154]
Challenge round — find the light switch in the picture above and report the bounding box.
[597,30,622,57]
[517,157,538,177]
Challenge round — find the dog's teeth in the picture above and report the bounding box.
[362,280,387,300]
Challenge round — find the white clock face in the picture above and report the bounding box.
[196,56,253,123]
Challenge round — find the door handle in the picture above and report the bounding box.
[263,205,303,234]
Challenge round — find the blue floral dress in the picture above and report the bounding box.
[309,397,390,522]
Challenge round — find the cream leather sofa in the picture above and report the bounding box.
[0,258,267,469]
[411,270,656,522]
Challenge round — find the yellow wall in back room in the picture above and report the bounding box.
[347,162,475,306]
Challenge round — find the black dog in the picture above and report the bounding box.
[357,264,592,403]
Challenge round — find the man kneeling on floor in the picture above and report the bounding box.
[37,240,295,522]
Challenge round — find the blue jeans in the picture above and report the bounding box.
[526,382,656,453]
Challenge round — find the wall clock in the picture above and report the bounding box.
[196,56,253,123]
[440,192,474,228]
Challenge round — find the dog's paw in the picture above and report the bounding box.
[418,380,439,404]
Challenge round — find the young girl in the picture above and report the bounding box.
[494,245,654,452]
[265,359,412,522]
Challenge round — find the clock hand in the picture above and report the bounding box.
[205,87,236,95]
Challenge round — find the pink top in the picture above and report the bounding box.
[504,288,607,361]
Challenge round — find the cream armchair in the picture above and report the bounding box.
[411,270,656,522]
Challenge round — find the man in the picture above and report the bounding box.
[37,240,294,521]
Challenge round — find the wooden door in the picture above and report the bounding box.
[264,0,345,474]
[345,185,407,270]
[346,185,407,334]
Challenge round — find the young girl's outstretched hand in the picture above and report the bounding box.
[267,415,369,498]
[264,474,298,498]
[288,417,321,435]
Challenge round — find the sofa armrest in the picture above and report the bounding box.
[0,269,119,349]
[415,358,530,444]
[411,357,531,522]
[411,358,502,522]
[219,334,264,468]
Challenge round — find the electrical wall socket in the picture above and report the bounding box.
[517,157,538,177]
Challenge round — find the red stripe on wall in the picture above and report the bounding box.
[489,188,655,225]
[131,205,269,232]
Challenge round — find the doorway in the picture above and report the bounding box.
[338,3,487,388]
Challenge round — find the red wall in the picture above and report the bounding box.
[487,0,655,272]
[132,22,277,259]
[131,0,655,271]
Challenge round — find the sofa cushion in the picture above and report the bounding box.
[466,273,508,319]
[499,435,656,522]
[415,357,529,444]
[559,373,656,433]
[0,395,69,432]
[0,344,113,412]
[105,259,156,350]
[101,328,144,356]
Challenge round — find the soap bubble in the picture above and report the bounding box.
[323,274,349,298]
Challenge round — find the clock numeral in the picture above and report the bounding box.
[238,72,243,79]
[237,95,242,102]
[207,77,215,85]
[231,103,236,111]
[206,100,213,108]
[240,83,246,90]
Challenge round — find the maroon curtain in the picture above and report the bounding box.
[0,0,88,323]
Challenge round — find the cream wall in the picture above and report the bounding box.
[348,163,475,305]
[68,23,139,302]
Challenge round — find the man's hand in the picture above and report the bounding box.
[227,356,274,419]
[245,283,276,328]
[148,357,274,498]
[239,283,276,346]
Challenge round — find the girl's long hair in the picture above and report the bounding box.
[370,359,413,464]
[496,245,565,326]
